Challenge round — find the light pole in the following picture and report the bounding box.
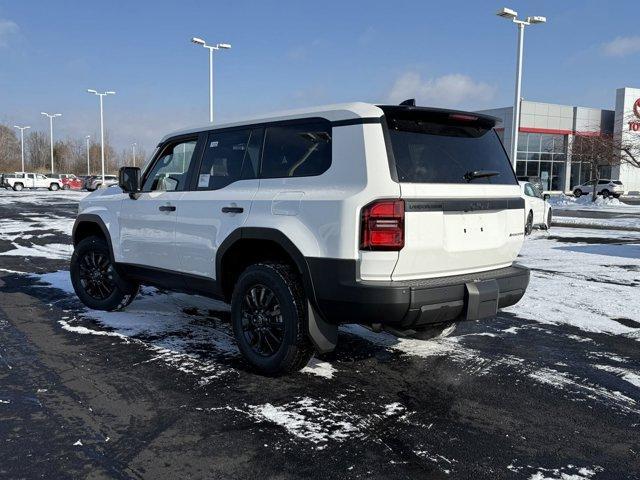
[87,89,115,186]
[40,112,62,174]
[190,37,231,123]
[85,135,91,175]
[496,7,546,165]
[131,142,137,167]
[13,125,30,172]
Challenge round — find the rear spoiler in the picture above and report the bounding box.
[377,104,498,130]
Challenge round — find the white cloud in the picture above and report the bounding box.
[601,36,640,57]
[0,19,19,48]
[387,72,496,109]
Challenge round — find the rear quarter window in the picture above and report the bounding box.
[261,121,332,178]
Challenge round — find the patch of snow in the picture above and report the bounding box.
[594,364,640,388]
[0,399,10,404]
[549,194,639,212]
[301,358,336,379]
[0,243,72,259]
[73,440,83,446]
[247,397,361,448]
[384,402,405,416]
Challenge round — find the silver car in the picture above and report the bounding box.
[87,175,119,191]
[572,179,625,198]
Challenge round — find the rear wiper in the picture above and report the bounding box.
[463,170,501,182]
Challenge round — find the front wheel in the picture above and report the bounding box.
[231,263,314,375]
[13,183,23,191]
[62,184,70,190]
[600,189,610,198]
[573,189,582,198]
[70,236,139,311]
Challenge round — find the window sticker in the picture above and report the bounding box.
[210,141,219,148]
[198,173,210,188]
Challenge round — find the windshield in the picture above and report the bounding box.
[383,108,517,185]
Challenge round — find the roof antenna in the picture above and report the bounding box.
[400,98,416,106]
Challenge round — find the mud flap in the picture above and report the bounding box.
[465,279,499,321]
[307,301,338,354]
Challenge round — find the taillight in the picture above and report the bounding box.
[360,199,405,251]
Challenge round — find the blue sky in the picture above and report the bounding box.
[1,0,639,153]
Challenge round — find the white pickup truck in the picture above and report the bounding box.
[1,172,62,191]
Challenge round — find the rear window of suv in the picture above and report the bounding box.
[382,107,517,185]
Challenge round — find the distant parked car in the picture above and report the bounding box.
[1,172,63,191]
[572,179,625,198]
[519,181,551,235]
[62,176,84,190]
[87,175,118,191]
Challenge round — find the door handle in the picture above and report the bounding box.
[221,206,244,214]
[159,205,176,212]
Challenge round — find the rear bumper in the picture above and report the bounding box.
[308,259,530,328]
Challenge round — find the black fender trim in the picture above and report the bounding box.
[216,227,338,352]
[216,227,320,307]
[72,214,115,262]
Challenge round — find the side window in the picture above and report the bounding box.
[196,128,263,190]
[142,139,198,192]
[261,121,331,178]
[27,174,34,179]
[597,180,608,185]
[524,184,535,197]
[37,174,46,180]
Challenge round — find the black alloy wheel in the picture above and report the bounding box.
[241,284,284,357]
[78,250,116,300]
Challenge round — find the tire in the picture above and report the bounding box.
[231,262,314,375]
[49,183,60,191]
[412,323,457,340]
[613,193,621,199]
[573,189,582,198]
[601,189,610,198]
[525,211,534,236]
[13,183,23,191]
[62,184,70,190]
[70,236,139,311]
[542,209,552,230]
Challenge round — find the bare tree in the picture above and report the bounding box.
[0,125,20,171]
[573,112,640,201]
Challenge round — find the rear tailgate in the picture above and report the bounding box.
[380,105,525,281]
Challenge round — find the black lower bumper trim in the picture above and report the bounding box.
[307,259,530,328]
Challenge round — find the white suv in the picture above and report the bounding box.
[87,175,119,191]
[572,179,625,198]
[70,102,530,374]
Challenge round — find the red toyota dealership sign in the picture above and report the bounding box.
[630,98,640,132]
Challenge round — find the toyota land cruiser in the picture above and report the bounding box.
[70,101,530,374]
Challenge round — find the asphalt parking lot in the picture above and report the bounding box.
[0,190,639,480]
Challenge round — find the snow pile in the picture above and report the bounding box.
[548,193,637,210]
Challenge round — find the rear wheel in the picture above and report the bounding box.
[601,189,610,198]
[70,236,139,311]
[49,183,60,191]
[573,189,582,198]
[231,263,314,375]
[525,211,534,236]
[13,183,23,191]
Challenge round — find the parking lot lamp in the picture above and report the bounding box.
[13,125,31,172]
[190,37,231,123]
[87,90,116,187]
[132,142,137,167]
[85,135,91,175]
[496,7,546,165]
[40,112,62,174]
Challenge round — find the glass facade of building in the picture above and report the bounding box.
[515,132,567,191]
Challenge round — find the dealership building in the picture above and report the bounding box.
[478,87,640,193]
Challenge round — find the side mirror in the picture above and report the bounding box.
[119,166,141,194]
